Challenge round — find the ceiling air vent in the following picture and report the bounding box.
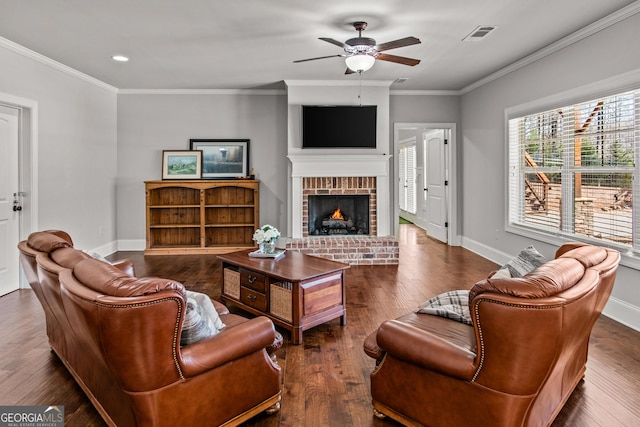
[463,26,497,42]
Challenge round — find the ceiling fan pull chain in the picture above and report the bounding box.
[358,70,363,106]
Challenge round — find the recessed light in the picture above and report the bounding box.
[112,55,129,62]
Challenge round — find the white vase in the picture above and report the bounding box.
[260,240,277,254]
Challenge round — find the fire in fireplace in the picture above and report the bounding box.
[330,207,344,220]
[308,195,369,235]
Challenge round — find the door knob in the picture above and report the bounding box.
[12,193,23,211]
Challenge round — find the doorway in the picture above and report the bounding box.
[398,136,417,219]
[393,123,458,245]
[0,92,38,293]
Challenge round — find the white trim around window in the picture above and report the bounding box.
[505,69,640,271]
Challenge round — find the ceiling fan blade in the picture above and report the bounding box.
[293,54,345,63]
[375,53,420,66]
[319,37,346,48]
[345,68,355,75]
[376,36,421,52]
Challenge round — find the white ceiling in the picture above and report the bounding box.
[0,0,637,91]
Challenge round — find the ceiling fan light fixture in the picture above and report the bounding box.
[345,54,375,72]
[294,22,420,73]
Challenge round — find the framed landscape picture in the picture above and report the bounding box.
[162,150,202,180]
[189,139,249,179]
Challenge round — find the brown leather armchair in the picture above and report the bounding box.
[19,231,283,426]
[363,243,620,427]
[59,258,282,426]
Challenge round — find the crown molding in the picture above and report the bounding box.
[390,90,462,96]
[117,88,286,95]
[459,1,640,94]
[0,36,118,94]
[284,80,394,87]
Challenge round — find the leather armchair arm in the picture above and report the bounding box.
[376,320,477,379]
[111,259,135,277]
[179,316,276,377]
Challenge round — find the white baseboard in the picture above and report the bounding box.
[91,239,145,255]
[460,236,512,266]
[449,234,463,247]
[602,297,640,332]
[91,240,119,257]
[117,239,146,252]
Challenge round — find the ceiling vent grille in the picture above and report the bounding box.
[463,26,497,42]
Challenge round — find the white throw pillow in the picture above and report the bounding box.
[491,267,512,279]
[181,291,226,346]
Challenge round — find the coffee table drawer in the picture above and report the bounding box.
[240,287,267,312]
[240,268,267,293]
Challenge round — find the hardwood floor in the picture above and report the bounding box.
[2,224,639,426]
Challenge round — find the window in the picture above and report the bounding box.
[508,89,639,254]
[399,141,417,214]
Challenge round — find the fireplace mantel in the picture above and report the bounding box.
[288,154,391,238]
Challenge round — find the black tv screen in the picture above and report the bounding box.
[302,105,377,148]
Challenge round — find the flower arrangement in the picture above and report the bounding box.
[252,224,280,244]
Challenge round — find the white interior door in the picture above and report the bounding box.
[0,107,20,296]
[425,130,448,243]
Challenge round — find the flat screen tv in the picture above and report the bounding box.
[302,105,377,149]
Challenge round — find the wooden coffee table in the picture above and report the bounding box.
[218,249,349,344]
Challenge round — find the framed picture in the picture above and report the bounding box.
[189,139,250,179]
[162,150,202,180]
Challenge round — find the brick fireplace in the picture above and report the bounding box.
[284,81,398,264]
[303,177,376,237]
[286,155,398,265]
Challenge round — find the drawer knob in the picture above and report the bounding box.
[248,275,257,283]
[247,294,257,301]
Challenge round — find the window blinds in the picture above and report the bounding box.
[399,143,417,214]
[508,89,639,251]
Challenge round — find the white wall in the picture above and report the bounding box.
[460,12,640,329]
[0,43,118,251]
[116,93,288,247]
[390,94,460,126]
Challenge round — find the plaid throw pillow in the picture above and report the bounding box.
[416,290,472,325]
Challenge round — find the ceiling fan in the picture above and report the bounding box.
[294,21,421,74]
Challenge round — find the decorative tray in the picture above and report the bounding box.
[248,249,286,259]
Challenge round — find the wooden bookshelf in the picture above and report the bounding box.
[145,180,259,255]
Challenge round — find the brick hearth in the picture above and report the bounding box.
[285,236,399,265]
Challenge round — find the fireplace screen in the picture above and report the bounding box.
[307,195,370,235]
